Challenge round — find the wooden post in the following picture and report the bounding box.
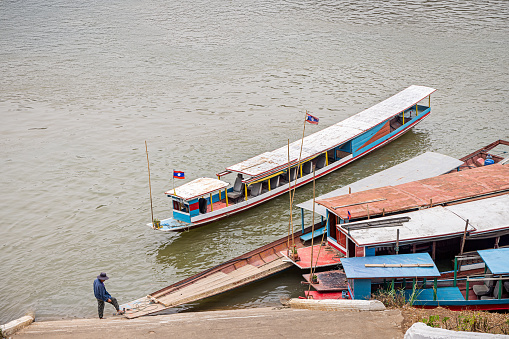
[430,198,433,208]
[466,279,469,301]
[268,178,271,191]
[412,243,416,253]
[499,279,503,300]
[367,204,370,219]
[325,151,328,166]
[432,241,436,261]
[210,193,213,211]
[396,229,399,255]
[453,257,458,287]
[349,187,351,194]
[225,188,229,207]
[460,219,469,255]
[145,141,155,228]
[433,278,437,301]
[382,208,385,217]
[495,236,500,249]
[402,110,405,125]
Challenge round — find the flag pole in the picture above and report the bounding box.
[173,168,176,195]
[145,141,155,228]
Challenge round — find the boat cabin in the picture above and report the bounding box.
[316,164,509,258]
[341,253,440,300]
[162,177,229,228]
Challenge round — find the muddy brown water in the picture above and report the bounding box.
[1,0,508,323]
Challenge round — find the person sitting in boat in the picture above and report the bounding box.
[93,272,124,318]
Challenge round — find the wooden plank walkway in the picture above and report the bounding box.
[123,256,292,319]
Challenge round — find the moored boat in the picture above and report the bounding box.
[122,142,508,318]
[319,248,509,311]
[154,85,436,231]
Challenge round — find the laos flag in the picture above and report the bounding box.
[173,170,185,179]
[305,113,319,125]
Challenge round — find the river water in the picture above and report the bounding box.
[1,0,508,323]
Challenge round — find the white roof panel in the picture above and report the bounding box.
[445,194,509,234]
[297,152,463,216]
[226,85,436,178]
[344,207,475,247]
[165,177,229,201]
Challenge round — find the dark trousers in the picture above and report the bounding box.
[97,297,119,318]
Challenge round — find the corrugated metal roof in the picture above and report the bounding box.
[226,85,436,178]
[297,152,463,216]
[341,253,440,279]
[165,177,229,200]
[317,164,509,220]
[478,248,509,275]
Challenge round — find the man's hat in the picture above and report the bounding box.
[97,272,109,281]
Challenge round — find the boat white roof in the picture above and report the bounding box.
[226,85,436,179]
[446,194,509,235]
[297,152,463,217]
[341,194,509,247]
[165,177,229,201]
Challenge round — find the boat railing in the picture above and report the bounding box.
[465,275,509,301]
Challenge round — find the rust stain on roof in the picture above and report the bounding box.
[317,164,509,220]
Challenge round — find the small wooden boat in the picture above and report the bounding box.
[329,248,509,311]
[154,85,436,231]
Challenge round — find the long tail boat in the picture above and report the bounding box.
[154,85,436,231]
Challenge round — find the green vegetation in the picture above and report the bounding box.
[420,313,509,334]
[371,286,421,308]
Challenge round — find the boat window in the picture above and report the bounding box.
[173,200,180,210]
[180,203,189,213]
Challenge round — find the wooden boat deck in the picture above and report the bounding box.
[302,270,348,292]
[281,244,343,269]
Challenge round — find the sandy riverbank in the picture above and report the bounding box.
[11,307,404,338]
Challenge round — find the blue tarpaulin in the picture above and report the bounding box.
[341,253,440,279]
[478,248,509,275]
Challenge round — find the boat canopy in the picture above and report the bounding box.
[339,206,476,247]
[446,194,509,237]
[341,253,440,279]
[165,177,229,200]
[317,164,509,220]
[226,85,436,182]
[478,248,509,275]
[297,152,463,217]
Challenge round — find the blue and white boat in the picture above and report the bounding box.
[339,248,509,311]
[154,85,436,231]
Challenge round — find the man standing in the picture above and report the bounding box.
[93,272,124,318]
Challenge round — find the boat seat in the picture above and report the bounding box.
[480,281,501,300]
[315,155,326,169]
[227,174,244,201]
[250,182,262,197]
[269,176,280,189]
[473,275,494,297]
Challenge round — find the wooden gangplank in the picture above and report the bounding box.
[121,235,302,319]
[124,257,291,318]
